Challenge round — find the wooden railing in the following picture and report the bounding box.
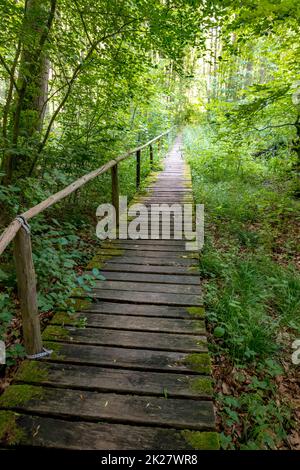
[0,129,172,356]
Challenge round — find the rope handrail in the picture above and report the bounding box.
[0,129,171,256]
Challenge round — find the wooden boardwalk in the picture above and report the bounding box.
[0,138,218,450]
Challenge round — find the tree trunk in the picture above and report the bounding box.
[1,0,55,183]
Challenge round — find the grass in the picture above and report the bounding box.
[184,123,300,450]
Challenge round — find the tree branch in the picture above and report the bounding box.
[253,123,296,132]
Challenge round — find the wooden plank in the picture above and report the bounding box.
[93,263,199,275]
[92,271,200,285]
[94,280,201,295]
[52,313,205,334]
[3,385,215,430]
[8,414,192,449]
[77,301,201,319]
[102,256,197,267]
[103,242,187,252]
[16,362,212,398]
[98,249,196,260]
[85,289,202,306]
[106,239,187,246]
[44,342,196,372]
[102,243,189,252]
[43,326,207,353]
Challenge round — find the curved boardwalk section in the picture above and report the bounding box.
[0,138,218,450]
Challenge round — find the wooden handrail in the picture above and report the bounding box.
[0,129,171,256]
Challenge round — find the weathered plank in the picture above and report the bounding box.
[2,385,215,430]
[16,362,212,398]
[5,414,194,449]
[94,280,201,295]
[98,249,197,259]
[99,256,197,266]
[92,271,200,285]
[102,242,188,251]
[94,263,198,275]
[52,312,205,334]
[83,289,202,306]
[43,341,207,373]
[75,301,203,319]
[43,326,207,353]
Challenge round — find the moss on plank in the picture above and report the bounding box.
[51,311,78,325]
[0,385,43,408]
[96,248,124,257]
[15,361,48,384]
[180,253,199,259]
[187,266,199,273]
[189,377,213,395]
[0,411,26,445]
[44,341,64,360]
[65,297,91,312]
[86,258,104,269]
[182,431,219,450]
[196,339,207,349]
[187,306,205,318]
[42,325,70,341]
[51,311,87,328]
[183,353,211,374]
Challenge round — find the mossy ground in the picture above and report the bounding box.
[182,430,220,450]
[0,385,44,408]
[0,411,25,446]
[183,353,211,374]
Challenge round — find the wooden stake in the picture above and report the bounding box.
[14,226,42,355]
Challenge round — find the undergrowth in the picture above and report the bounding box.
[184,123,300,450]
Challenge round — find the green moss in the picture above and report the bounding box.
[181,253,199,259]
[42,325,70,341]
[182,431,220,450]
[51,311,78,325]
[197,339,207,349]
[96,248,123,257]
[187,306,205,318]
[43,341,64,360]
[0,411,26,445]
[64,297,91,312]
[0,385,43,408]
[187,266,199,273]
[86,258,104,269]
[192,320,205,330]
[183,353,211,374]
[189,377,213,395]
[15,361,48,384]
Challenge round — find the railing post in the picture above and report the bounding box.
[13,225,43,355]
[111,164,119,226]
[136,149,141,189]
[149,144,154,169]
[157,138,161,153]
